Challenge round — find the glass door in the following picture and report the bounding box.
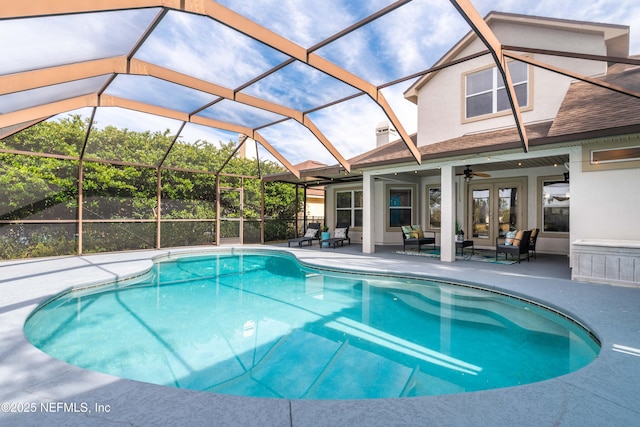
[471,188,491,240]
[497,187,518,239]
[468,180,524,245]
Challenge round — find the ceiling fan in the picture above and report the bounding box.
[457,166,491,182]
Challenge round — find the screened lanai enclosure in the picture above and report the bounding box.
[4,1,630,259]
[0,115,305,258]
[1,0,449,259]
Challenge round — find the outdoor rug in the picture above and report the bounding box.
[393,248,519,265]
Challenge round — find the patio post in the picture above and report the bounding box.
[362,171,375,253]
[440,164,456,262]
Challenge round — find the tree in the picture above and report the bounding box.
[0,114,302,258]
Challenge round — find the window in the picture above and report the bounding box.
[591,146,640,164]
[388,188,412,228]
[465,61,528,119]
[427,187,441,229]
[582,139,640,171]
[336,190,362,227]
[542,180,569,233]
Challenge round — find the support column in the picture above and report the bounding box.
[156,168,162,249]
[568,146,580,267]
[362,171,375,253]
[440,164,456,262]
[77,159,83,255]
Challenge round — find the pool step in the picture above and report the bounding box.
[300,339,351,398]
[248,328,417,399]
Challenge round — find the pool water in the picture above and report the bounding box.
[24,251,600,399]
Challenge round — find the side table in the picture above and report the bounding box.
[456,239,474,256]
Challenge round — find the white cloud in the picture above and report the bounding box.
[0,10,154,75]
[136,10,288,89]
[91,108,184,135]
[216,0,389,47]
[255,120,333,165]
[179,123,238,147]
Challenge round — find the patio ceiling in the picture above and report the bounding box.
[263,153,571,187]
[1,1,639,179]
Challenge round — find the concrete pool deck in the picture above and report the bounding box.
[1,245,639,426]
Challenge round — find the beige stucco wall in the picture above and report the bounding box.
[418,20,608,145]
[305,196,325,218]
[571,144,640,243]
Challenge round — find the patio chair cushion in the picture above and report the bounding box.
[513,230,525,245]
[505,230,516,246]
[304,228,318,238]
[335,227,347,239]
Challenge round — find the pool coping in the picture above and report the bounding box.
[1,246,639,426]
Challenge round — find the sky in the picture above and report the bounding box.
[2,0,639,168]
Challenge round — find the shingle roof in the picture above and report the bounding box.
[349,123,554,168]
[294,160,329,171]
[548,62,640,138]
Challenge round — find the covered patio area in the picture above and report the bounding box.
[274,241,572,280]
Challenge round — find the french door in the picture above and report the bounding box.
[467,179,526,245]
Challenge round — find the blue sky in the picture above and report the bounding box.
[2,0,639,168]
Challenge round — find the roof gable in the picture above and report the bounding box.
[404,11,630,103]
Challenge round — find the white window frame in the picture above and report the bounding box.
[464,61,529,121]
[335,189,362,229]
[387,186,414,229]
[426,186,441,230]
[540,177,570,235]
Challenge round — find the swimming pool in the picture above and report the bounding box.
[24,250,599,400]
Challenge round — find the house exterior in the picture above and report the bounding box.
[296,12,640,285]
[295,160,327,221]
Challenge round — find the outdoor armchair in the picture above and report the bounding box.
[496,229,532,263]
[401,225,436,252]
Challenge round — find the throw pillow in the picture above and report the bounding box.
[513,230,524,246]
[304,228,317,238]
[412,225,425,238]
[401,225,413,239]
[505,230,516,246]
[335,228,347,239]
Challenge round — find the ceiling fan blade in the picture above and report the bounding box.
[473,172,491,177]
